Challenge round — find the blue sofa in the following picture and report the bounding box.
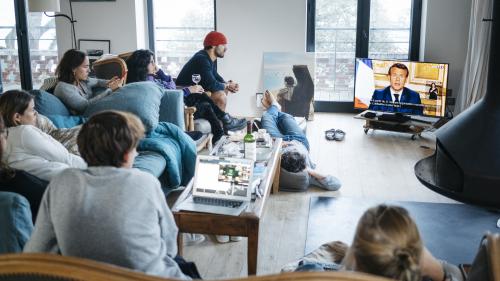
[31,85,187,184]
[0,192,33,253]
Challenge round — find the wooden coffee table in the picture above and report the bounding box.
[171,138,282,275]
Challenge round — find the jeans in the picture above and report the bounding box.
[261,105,309,150]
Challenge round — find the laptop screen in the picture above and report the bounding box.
[193,156,253,201]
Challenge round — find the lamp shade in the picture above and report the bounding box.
[28,0,61,12]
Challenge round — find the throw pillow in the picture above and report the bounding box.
[39,77,58,94]
[46,115,87,129]
[83,82,164,132]
[279,167,310,192]
[30,90,71,116]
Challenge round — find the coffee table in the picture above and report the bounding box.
[171,137,282,275]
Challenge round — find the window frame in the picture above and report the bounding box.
[307,0,422,112]
[13,0,33,90]
[3,0,60,91]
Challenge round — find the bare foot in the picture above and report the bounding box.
[263,90,281,110]
[261,91,271,109]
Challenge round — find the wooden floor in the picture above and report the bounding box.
[182,112,456,279]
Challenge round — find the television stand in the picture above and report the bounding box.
[354,111,437,140]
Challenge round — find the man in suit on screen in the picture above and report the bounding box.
[368,63,423,115]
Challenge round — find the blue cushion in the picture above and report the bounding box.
[279,168,310,192]
[133,151,167,178]
[0,192,33,253]
[83,82,164,132]
[30,89,71,116]
[46,114,87,128]
[159,89,185,128]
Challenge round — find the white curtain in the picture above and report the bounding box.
[455,0,494,115]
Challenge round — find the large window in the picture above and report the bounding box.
[0,0,21,91]
[150,0,215,77]
[0,0,58,91]
[309,0,421,107]
[28,12,58,89]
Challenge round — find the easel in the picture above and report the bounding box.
[354,110,437,140]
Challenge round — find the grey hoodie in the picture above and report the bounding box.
[24,167,190,280]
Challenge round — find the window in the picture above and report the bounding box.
[0,0,21,91]
[150,0,215,77]
[368,0,412,59]
[28,12,58,89]
[309,0,421,107]
[0,0,58,91]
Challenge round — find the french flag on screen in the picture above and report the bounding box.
[355,58,375,108]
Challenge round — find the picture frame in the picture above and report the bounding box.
[78,39,111,57]
[71,0,116,2]
[78,39,111,77]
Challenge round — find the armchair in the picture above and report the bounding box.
[92,56,128,82]
[466,232,500,281]
[0,192,33,254]
[0,253,394,281]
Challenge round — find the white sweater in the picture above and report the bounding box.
[3,125,87,181]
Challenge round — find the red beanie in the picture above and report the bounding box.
[203,31,227,47]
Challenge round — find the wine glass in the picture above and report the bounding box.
[192,74,201,85]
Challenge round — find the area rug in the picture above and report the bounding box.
[306,197,499,265]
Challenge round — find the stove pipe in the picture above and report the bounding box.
[414,0,500,209]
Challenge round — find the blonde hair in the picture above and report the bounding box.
[344,204,423,281]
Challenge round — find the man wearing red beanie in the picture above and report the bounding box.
[176,31,244,131]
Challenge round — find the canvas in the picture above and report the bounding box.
[263,52,315,120]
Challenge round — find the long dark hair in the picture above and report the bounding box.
[56,49,87,84]
[0,114,15,179]
[0,90,34,128]
[126,49,155,84]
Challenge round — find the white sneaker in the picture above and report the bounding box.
[230,236,243,242]
[184,233,205,246]
[215,235,230,243]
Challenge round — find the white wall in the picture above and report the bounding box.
[56,0,147,57]
[420,0,471,96]
[216,0,307,117]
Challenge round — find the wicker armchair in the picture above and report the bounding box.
[0,253,392,281]
[92,56,128,82]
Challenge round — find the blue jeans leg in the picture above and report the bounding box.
[262,105,284,139]
[277,112,310,150]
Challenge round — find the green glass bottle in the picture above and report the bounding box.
[244,121,256,161]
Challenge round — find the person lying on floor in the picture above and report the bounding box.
[125,49,246,143]
[0,90,87,182]
[24,110,199,280]
[261,90,341,191]
[284,204,464,281]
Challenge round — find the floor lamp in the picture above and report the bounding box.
[28,0,78,49]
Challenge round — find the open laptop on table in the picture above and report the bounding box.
[177,155,254,216]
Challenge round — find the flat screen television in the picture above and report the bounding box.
[354,58,449,117]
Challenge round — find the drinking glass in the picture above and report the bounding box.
[192,74,201,85]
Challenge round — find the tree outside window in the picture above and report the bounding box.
[152,0,214,77]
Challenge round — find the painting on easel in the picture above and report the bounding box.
[263,52,315,120]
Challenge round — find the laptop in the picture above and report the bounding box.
[177,155,254,216]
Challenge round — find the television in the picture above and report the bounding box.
[354,58,449,117]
